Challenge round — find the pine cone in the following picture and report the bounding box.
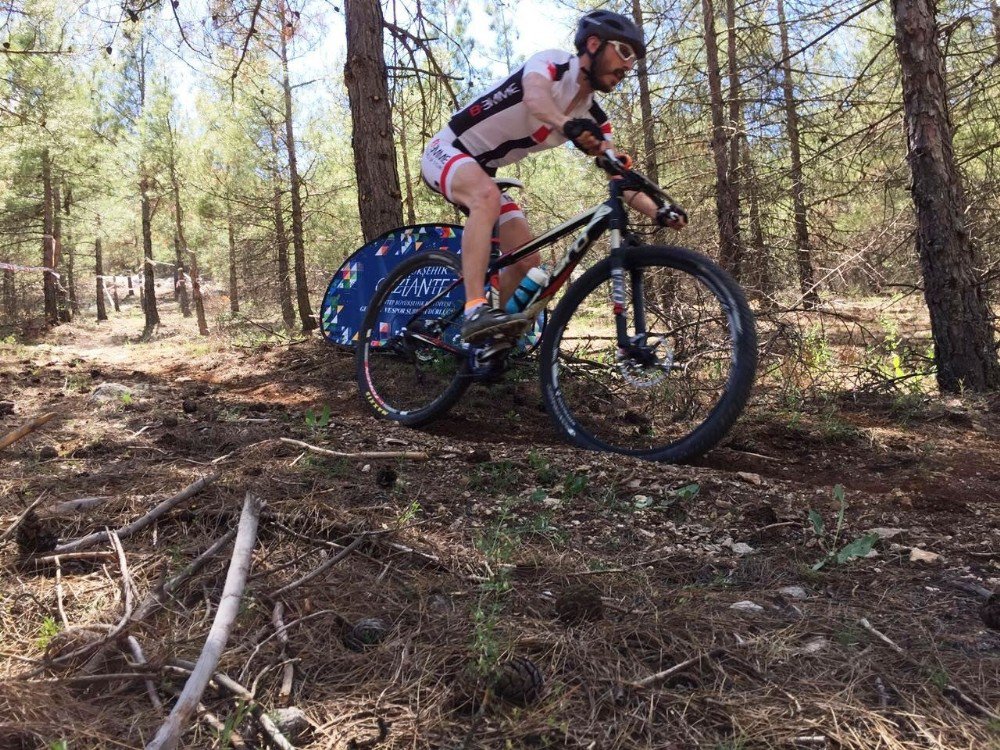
[343,617,390,651]
[555,583,604,624]
[493,656,544,706]
[981,594,1000,631]
[15,510,58,555]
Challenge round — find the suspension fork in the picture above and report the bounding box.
[609,233,632,349]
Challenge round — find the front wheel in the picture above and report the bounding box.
[356,250,470,426]
[539,245,757,462]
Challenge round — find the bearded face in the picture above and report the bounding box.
[588,40,636,93]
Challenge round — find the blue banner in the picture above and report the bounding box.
[320,223,544,351]
[320,224,463,348]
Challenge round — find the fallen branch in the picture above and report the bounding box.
[242,609,351,683]
[0,411,57,452]
[42,496,113,516]
[147,492,262,750]
[269,533,367,599]
[0,493,48,546]
[132,527,238,622]
[54,473,219,554]
[858,617,999,720]
[279,437,429,461]
[630,648,727,689]
[167,659,295,750]
[54,556,68,628]
[273,602,294,707]
[127,636,163,711]
[24,551,117,566]
[49,532,136,671]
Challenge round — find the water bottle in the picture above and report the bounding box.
[505,266,550,313]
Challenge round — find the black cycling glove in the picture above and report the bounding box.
[656,204,689,229]
[563,118,605,154]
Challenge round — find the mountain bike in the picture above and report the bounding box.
[355,154,757,463]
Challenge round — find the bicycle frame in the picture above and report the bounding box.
[398,177,636,355]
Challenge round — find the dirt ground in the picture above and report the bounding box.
[1,295,998,749]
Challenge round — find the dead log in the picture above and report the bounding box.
[0,412,57,452]
[279,436,429,461]
[146,493,262,750]
[54,473,218,554]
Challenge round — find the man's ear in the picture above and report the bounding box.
[586,35,602,54]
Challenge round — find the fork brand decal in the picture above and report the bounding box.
[320,224,464,349]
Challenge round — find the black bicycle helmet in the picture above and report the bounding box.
[574,10,646,60]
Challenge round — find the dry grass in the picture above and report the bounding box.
[1,299,998,749]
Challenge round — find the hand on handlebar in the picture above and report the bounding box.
[656,203,689,231]
[562,118,606,156]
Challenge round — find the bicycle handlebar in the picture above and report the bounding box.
[595,151,680,209]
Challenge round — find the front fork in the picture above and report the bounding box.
[609,228,643,349]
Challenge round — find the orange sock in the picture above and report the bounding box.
[464,297,488,315]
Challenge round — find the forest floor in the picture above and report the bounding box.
[1,294,999,750]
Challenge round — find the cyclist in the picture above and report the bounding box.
[420,9,688,344]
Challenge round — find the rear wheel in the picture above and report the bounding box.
[355,251,470,425]
[539,245,757,462]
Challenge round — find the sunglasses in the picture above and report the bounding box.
[607,40,637,64]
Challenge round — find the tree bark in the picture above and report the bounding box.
[140,175,160,337]
[278,2,315,332]
[166,116,192,318]
[344,0,404,241]
[95,235,108,322]
[777,0,819,307]
[891,0,1000,391]
[631,0,658,185]
[61,183,78,318]
[269,127,296,329]
[53,182,69,322]
[702,0,744,277]
[41,149,58,326]
[226,195,240,313]
[2,268,14,321]
[724,0,744,278]
[188,250,210,337]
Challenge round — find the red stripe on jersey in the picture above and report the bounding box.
[500,202,521,214]
[547,62,556,80]
[601,123,612,135]
[532,126,551,142]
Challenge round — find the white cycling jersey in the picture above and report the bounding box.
[443,49,612,172]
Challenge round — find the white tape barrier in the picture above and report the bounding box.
[0,261,61,278]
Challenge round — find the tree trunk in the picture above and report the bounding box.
[113,278,121,312]
[2,269,15,322]
[701,0,743,277]
[742,138,772,297]
[226,196,240,313]
[52,181,71,322]
[891,0,1000,391]
[396,115,417,226]
[278,2,315,332]
[166,116,192,319]
[42,149,58,326]
[95,235,108,322]
[140,174,160,337]
[188,250,210,336]
[724,0,744,277]
[62,183,78,318]
[631,0,658,183]
[777,0,819,307]
[270,128,296,329]
[344,0,404,241]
